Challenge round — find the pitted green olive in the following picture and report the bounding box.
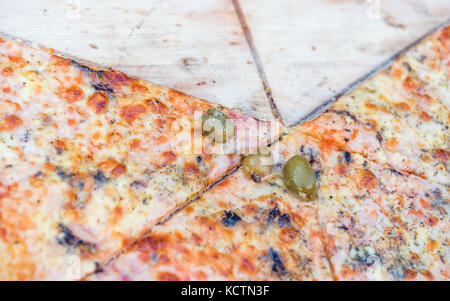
[242,148,273,182]
[202,108,234,143]
[282,155,317,201]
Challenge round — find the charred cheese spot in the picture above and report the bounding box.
[279,228,298,244]
[43,162,56,172]
[162,151,177,163]
[409,252,420,261]
[154,118,165,127]
[54,57,72,67]
[394,102,410,111]
[101,70,130,88]
[52,139,67,154]
[418,94,434,105]
[0,100,21,115]
[392,68,402,79]
[0,227,7,242]
[1,67,13,77]
[426,240,438,252]
[358,169,377,190]
[120,104,146,123]
[439,26,450,48]
[0,115,23,131]
[243,203,258,216]
[98,158,127,178]
[154,135,168,145]
[198,216,216,232]
[129,139,141,150]
[422,270,434,281]
[145,98,168,115]
[157,271,180,281]
[106,131,122,147]
[87,91,108,114]
[364,102,377,110]
[425,216,438,227]
[403,269,417,280]
[239,257,257,275]
[111,163,127,177]
[8,56,26,67]
[191,233,202,244]
[396,194,405,209]
[433,149,449,161]
[403,76,418,91]
[183,162,199,174]
[366,119,378,129]
[131,81,148,93]
[65,190,77,203]
[62,85,85,103]
[335,163,348,176]
[419,198,430,209]
[136,234,170,253]
[385,138,398,152]
[112,206,123,221]
[419,111,431,121]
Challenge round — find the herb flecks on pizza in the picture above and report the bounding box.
[90,26,448,281]
[0,36,283,280]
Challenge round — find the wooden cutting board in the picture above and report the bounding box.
[1,0,448,125]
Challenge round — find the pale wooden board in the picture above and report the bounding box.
[240,0,450,125]
[0,0,273,120]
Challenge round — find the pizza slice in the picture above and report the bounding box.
[0,36,283,280]
[405,25,449,107]
[369,168,449,280]
[283,128,448,280]
[278,128,448,280]
[316,152,448,280]
[88,168,333,281]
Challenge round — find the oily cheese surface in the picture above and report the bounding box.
[91,127,448,281]
[280,130,448,280]
[0,36,282,280]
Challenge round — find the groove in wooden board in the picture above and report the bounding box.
[232,0,284,124]
[0,0,273,120]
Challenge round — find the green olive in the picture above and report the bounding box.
[202,108,234,143]
[282,155,317,201]
[242,147,273,182]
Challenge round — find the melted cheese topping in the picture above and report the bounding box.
[91,125,448,281]
[89,170,332,281]
[0,36,283,280]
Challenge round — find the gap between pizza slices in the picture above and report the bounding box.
[0,35,284,280]
[88,26,449,281]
